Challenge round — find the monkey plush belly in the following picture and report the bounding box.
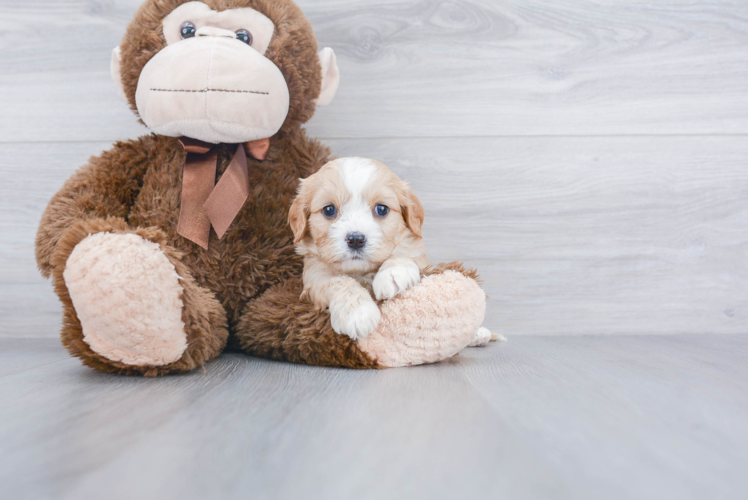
[124,133,320,327]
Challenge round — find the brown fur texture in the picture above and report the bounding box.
[237,278,380,368]
[288,159,429,342]
[35,0,332,374]
[35,0,484,375]
[36,128,352,375]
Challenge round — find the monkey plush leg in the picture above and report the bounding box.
[235,262,485,369]
[51,219,228,376]
[357,268,486,367]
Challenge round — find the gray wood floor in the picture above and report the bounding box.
[1,0,747,498]
[1,335,747,500]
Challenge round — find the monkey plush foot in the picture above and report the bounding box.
[50,217,228,376]
[54,222,228,375]
[357,270,486,367]
[63,232,189,367]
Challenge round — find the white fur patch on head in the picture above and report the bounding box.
[338,157,377,196]
[328,158,384,271]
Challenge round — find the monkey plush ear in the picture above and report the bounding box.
[110,46,128,102]
[316,48,340,107]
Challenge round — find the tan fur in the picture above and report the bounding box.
[290,159,428,277]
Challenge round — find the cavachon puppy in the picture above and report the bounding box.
[289,157,496,344]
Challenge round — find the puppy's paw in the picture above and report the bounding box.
[468,326,493,347]
[330,295,381,340]
[373,261,421,301]
[468,327,507,347]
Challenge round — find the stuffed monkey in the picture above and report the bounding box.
[35,0,487,376]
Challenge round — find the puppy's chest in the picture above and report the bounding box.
[352,272,377,297]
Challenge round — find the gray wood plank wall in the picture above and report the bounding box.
[1,0,746,337]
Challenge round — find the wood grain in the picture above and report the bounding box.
[2,1,748,141]
[1,335,747,499]
[2,137,745,337]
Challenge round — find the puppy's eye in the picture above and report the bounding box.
[374,204,390,217]
[236,29,252,45]
[322,205,337,218]
[181,22,196,39]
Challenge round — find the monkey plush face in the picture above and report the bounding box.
[111,0,340,144]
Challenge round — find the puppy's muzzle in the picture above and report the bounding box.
[346,232,366,250]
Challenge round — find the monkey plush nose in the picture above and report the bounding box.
[346,232,366,250]
[195,26,237,39]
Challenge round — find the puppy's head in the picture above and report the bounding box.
[289,157,425,273]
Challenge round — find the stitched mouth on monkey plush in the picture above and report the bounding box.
[150,88,270,95]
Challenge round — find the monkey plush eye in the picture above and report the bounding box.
[180,22,196,39]
[322,205,337,219]
[235,29,253,45]
[375,205,390,217]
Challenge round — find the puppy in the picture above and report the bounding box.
[288,157,428,339]
[289,157,501,346]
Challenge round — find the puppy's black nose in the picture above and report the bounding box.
[346,232,366,250]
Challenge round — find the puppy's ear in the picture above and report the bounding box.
[398,182,425,238]
[289,180,310,244]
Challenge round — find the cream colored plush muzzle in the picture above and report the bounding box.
[135,27,290,144]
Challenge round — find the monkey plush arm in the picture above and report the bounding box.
[237,262,486,369]
[35,138,152,278]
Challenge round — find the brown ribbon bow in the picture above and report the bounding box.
[177,137,270,249]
